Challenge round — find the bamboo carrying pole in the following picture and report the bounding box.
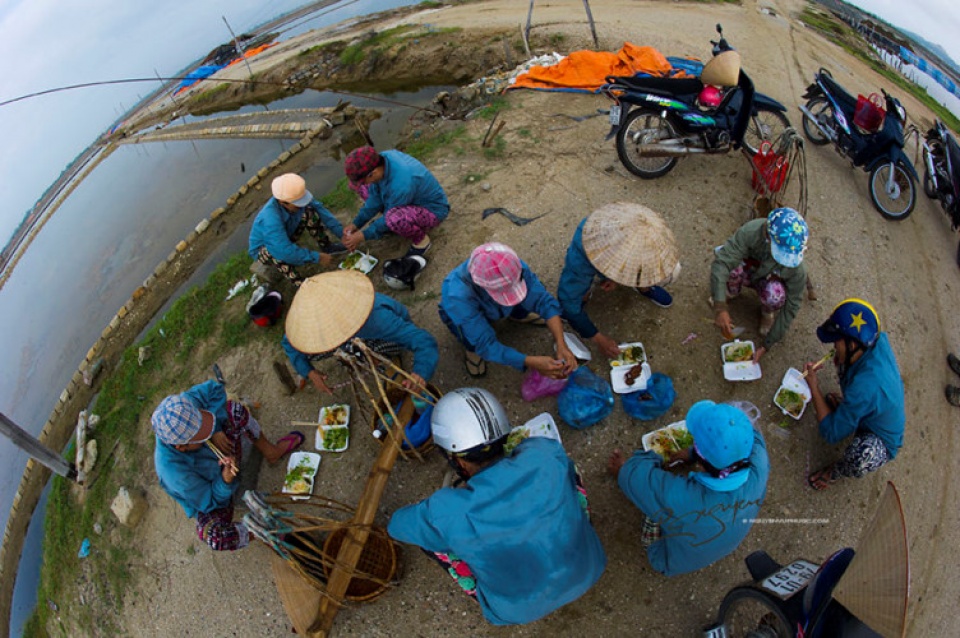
[308,396,416,636]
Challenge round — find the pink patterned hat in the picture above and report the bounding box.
[468,243,527,306]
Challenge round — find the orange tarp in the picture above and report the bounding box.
[510,43,688,92]
[226,42,278,67]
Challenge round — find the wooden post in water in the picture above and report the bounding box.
[0,412,78,481]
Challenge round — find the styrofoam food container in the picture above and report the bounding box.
[282,452,321,501]
[318,404,350,427]
[611,362,652,394]
[641,420,690,457]
[773,367,811,420]
[316,425,350,452]
[338,251,378,274]
[610,342,647,368]
[557,332,592,361]
[505,412,563,454]
[721,340,761,381]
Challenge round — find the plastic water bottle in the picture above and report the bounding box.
[725,400,760,427]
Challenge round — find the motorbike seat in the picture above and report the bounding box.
[606,74,703,97]
[819,74,857,111]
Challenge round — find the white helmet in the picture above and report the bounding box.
[431,388,511,454]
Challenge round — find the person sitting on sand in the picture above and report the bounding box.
[438,242,577,378]
[558,202,680,359]
[803,299,905,491]
[248,173,345,286]
[388,387,606,625]
[152,379,304,551]
[341,146,449,259]
[711,207,808,363]
[608,400,769,576]
[281,270,438,393]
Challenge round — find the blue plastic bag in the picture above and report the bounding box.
[621,373,676,421]
[557,367,614,429]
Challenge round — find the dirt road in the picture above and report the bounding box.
[86,2,958,636]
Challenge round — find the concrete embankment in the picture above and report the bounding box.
[0,106,376,636]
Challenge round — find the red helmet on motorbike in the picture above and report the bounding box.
[697,85,723,109]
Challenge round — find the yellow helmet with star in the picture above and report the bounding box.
[816,298,880,348]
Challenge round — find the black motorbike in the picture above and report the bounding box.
[799,69,918,220]
[601,24,791,179]
[921,119,960,264]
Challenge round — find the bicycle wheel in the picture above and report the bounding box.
[615,108,679,179]
[869,161,916,220]
[717,586,794,638]
[742,108,791,156]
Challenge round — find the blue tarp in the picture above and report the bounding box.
[176,64,226,92]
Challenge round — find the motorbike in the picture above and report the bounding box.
[702,549,880,638]
[600,24,791,179]
[799,69,918,220]
[921,119,960,265]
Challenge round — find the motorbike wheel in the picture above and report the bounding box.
[869,161,916,220]
[801,98,833,146]
[717,587,793,638]
[923,168,937,199]
[616,108,679,179]
[742,108,791,156]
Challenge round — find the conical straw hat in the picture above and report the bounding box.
[582,202,680,288]
[700,50,741,87]
[286,270,375,354]
[833,482,909,638]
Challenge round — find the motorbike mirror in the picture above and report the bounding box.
[716,23,723,34]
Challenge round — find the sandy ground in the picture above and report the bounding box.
[68,1,960,636]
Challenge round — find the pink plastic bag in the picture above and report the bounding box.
[521,369,568,401]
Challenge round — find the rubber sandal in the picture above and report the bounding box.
[464,352,487,378]
[807,466,836,491]
[277,431,305,457]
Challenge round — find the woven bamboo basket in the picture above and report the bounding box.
[370,385,437,456]
[322,525,400,602]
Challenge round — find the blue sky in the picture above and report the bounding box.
[1,0,959,246]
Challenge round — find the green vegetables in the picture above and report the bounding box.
[284,458,314,493]
[723,342,754,362]
[775,387,806,417]
[322,426,349,451]
[340,252,363,269]
[649,426,693,458]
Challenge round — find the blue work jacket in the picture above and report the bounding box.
[248,197,344,265]
[154,381,235,518]
[819,333,905,458]
[388,438,606,625]
[281,293,438,380]
[618,429,769,576]
[439,259,562,370]
[352,150,449,240]
[557,219,602,339]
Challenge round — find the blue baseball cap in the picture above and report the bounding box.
[151,394,213,445]
[767,207,808,268]
[686,400,753,491]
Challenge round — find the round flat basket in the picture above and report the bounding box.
[322,526,399,602]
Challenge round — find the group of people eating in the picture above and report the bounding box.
[151,145,906,625]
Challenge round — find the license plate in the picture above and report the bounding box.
[608,104,621,125]
[760,560,818,599]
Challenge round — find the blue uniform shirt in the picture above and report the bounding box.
[819,332,905,458]
[388,438,606,625]
[439,259,562,370]
[282,293,438,380]
[557,219,602,339]
[618,429,770,576]
[352,150,450,240]
[248,198,344,265]
[153,381,235,518]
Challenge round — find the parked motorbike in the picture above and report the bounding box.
[601,24,791,179]
[799,69,918,220]
[921,119,960,264]
[703,549,880,638]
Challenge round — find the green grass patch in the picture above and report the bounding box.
[339,25,416,66]
[402,125,468,160]
[483,136,507,160]
[419,0,442,7]
[475,96,511,120]
[192,82,231,106]
[463,172,488,184]
[25,251,284,637]
[320,178,360,214]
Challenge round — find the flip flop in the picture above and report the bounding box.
[277,431,305,457]
[464,352,487,378]
[807,466,836,491]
